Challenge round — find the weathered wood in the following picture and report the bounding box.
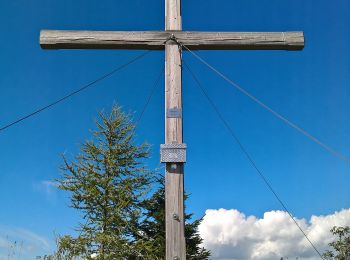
[166,0,181,30]
[165,165,185,260]
[165,0,186,259]
[40,30,304,50]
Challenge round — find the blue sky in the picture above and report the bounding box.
[0,0,350,258]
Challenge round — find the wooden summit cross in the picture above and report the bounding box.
[40,0,304,259]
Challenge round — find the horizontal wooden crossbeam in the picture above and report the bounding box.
[40,30,304,50]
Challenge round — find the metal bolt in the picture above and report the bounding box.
[170,163,177,170]
[173,256,179,260]
[173,213,179,221]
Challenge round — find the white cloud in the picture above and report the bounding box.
[199,208,350,259]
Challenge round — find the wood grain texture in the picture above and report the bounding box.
[165,0,186,259]
[165,40,185,260]
[40,30,304,50]
[166,0,181,30]
[165,165,185,260]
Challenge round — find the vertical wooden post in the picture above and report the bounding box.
[165,0,185,259]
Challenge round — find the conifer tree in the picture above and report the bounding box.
[55,106,153,259]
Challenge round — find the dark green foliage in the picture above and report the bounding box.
[136,176,211,259]
[323,226,350,260]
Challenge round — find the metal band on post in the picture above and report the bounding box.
[160,144,187,163]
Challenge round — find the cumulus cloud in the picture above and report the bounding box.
[199,208,350,259]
